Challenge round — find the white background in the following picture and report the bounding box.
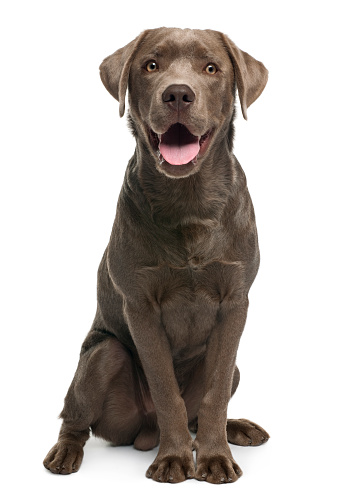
[1,1,345,496]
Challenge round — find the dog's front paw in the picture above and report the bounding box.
[146,452,195,483]
[196,454,242,484]
[43,441,84,475]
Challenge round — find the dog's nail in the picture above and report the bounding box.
[221,477,225,482]
[169,476,173,481]
[202,473,207,478]
[228,478,232,482]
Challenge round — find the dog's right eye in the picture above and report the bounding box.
[145,61,158,72]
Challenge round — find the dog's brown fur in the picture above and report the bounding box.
[43,27,269,484]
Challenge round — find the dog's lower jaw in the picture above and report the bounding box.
[156,158,202,179]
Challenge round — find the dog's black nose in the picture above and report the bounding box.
[162,84,195,110]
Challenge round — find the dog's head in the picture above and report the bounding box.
[100,28,268,178]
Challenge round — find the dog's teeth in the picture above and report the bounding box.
[158,134,162,143]
[156,149,164,165]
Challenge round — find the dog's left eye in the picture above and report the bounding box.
[205,63,218,75]
[146,61,158,72]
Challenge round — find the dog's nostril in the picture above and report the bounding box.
[162,84,195,107]
[183,94,193,103]
[165,93,191,103]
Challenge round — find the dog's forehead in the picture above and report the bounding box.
[137,28,227,62]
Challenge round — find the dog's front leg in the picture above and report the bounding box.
[194,299,249,484]
[125,301,195,483]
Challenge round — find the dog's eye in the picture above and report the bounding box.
[146,61,158,72]
[205,63,217,75]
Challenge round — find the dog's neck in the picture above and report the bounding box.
[127,117,243,229]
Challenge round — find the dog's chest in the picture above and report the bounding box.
[136,259,245,353]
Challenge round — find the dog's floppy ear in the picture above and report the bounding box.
[99,30,148,117]
[221,34,268,120]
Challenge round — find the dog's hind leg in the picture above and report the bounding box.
[226,418,270,446]
[225,366,270,446]
[187,366,269,447]
[43,331,140,474]
[186,364,269,446]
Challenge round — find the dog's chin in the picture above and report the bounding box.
[158,161,200,178]
[148,124,213,179]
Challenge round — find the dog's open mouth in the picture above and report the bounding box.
[149,124,211,166]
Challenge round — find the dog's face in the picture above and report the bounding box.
[128,29,235,179]
[100,28,268,179]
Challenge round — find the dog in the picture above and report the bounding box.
[43,27,269,484]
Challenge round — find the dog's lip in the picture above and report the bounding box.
[148,124,213,165]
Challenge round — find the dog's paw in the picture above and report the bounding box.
[43,441,84,475]
[146,453,195,483]
[196,454,242,484]
[227,418,270,446]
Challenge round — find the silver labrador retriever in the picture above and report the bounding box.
[44,27,269,484]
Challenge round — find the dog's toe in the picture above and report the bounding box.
[43,442,84,475]
[196,454,241,484]
[227,418,270,446]
[146,452,195,483]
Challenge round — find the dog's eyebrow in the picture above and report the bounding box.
[192,42,218,58]
[140,52,162,63]
[145,49,162,58]
[143,42,220,63]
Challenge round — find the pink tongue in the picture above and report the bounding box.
[159,124,200,165]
